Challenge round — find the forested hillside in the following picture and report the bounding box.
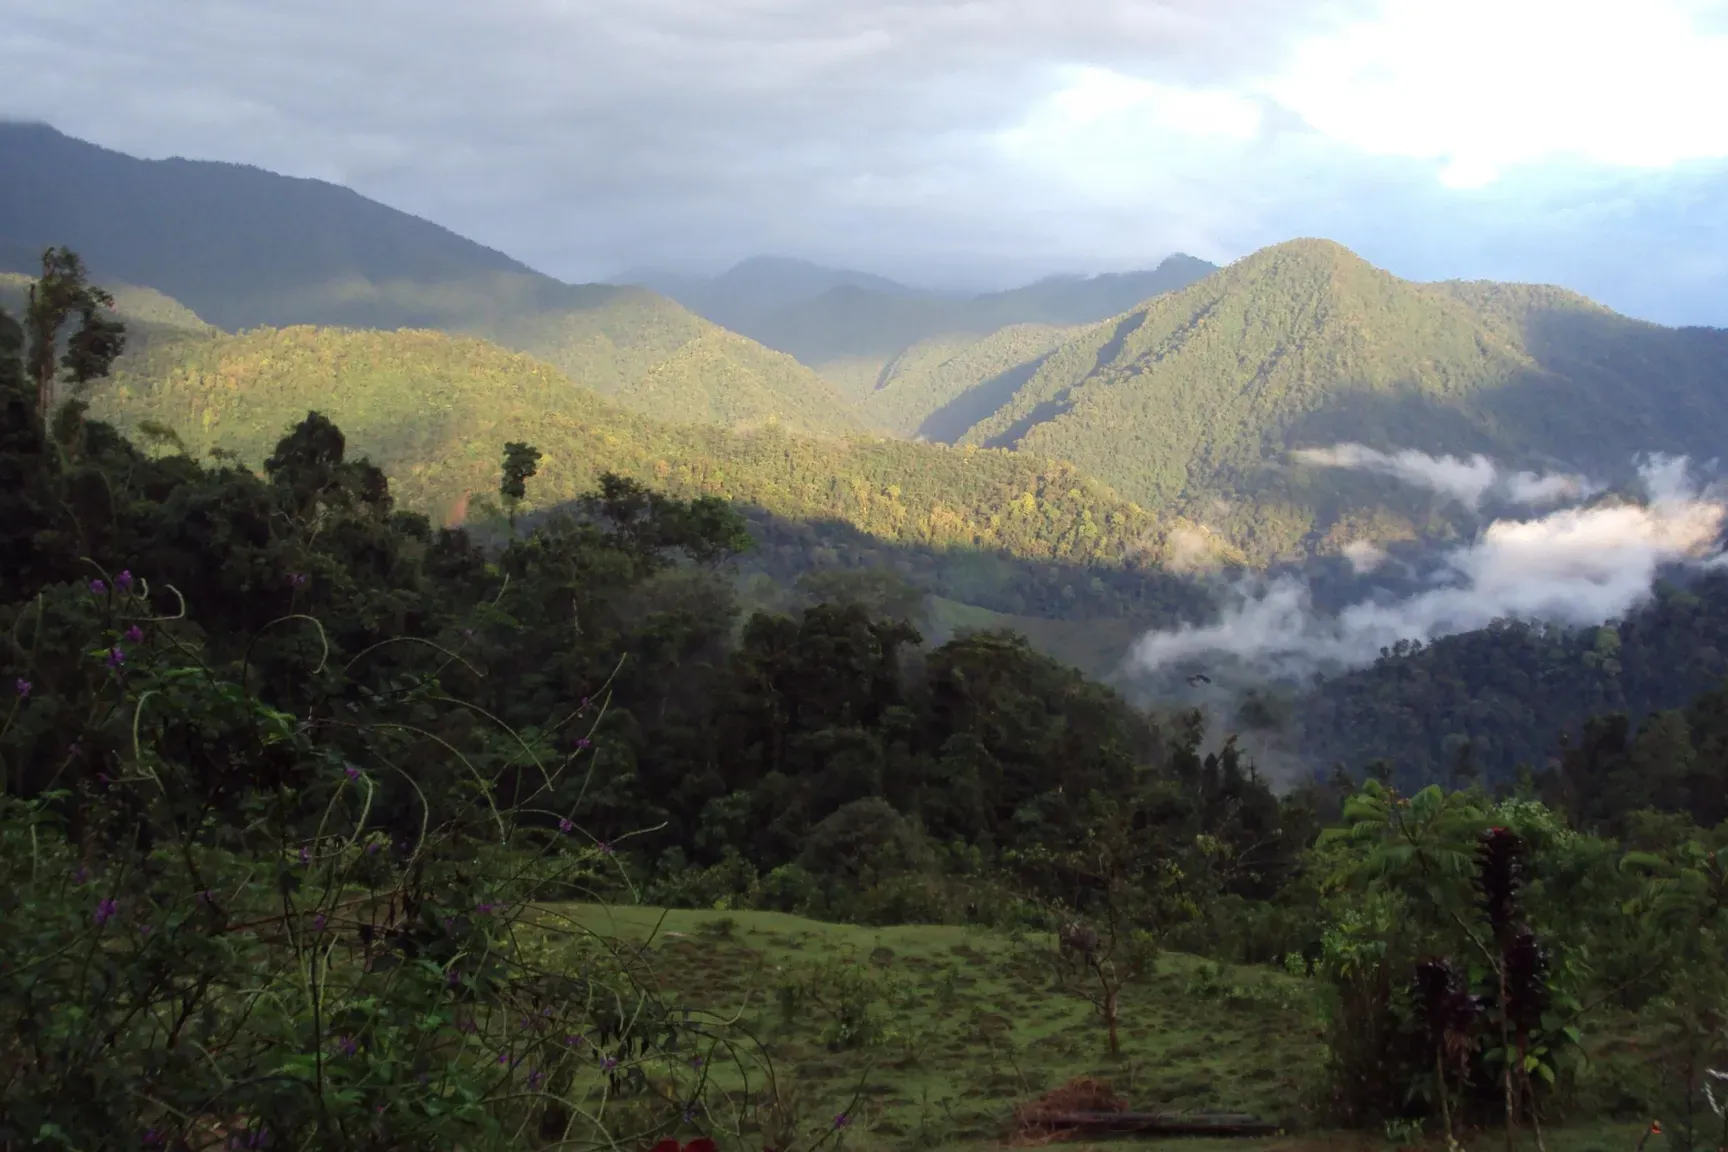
[1295,573,1728,790]
[93,322,1210,624]
[0,124,867,436]
[938,239,1728,560]
[858,322,1080,436]
[0,270,213,345]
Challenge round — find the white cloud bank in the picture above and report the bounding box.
[1004,0,1728,199]
[1291,443,1598,509]
[1131,451,1726,678]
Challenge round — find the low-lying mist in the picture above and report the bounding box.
[1131,448,1727,684]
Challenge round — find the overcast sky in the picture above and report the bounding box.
[4,0,1727,323]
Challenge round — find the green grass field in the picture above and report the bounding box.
[522,905,1668,1152]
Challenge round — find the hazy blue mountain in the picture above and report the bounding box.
[0,122,868,435]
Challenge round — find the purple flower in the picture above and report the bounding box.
[312,913,327,932]
[287,572,308,588]
[475,901,496,915]
[124,625,144,643]
[599,1055,618,1072]
[344,765,360,782]
[336,1035,358,1057]
[564,1033,586,1048]
[497,1051,512,1066]
[13,678,29,698]
[105,647,126,669]
[558,818,574,834]
[527,1068,545,1089]
[596,841,614,856]
[682,1106,697,1125]
[365,841,380,855]
[579,696,590,708]
[197,888,215,904]
[116,570,134,591]
[446,967,461,986]
[689,1056,704,1069]
[94,897,118,926]
[143,1128,163,1145]
[89,579,106,595]
[574,737,592,749]
[298,846,311,865]
[833,1113,851,1130]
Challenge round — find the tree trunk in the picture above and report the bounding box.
[1435,1042,1453,1148]
[1500,962,1517,1152]
[1105,983,1120,1057]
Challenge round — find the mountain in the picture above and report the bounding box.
[932,238,1728,561]
[0,123,866,436]
[756,255,1218,370]
[618,256,926,334]
[91,323,1210,630]
[627,251,1219,391]
[0,121,536,326]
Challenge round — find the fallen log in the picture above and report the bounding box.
[1025,1110,1279,1138]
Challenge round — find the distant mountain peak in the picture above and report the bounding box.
[1238,236,1373,270]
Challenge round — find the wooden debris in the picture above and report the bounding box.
[1028,1110,1279,1138]
[1012,1077,1278,1144]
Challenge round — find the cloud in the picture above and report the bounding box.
[0,0,1362,282]
[1342,540,1388,573]
[2,0,1726,321]
[1292,443,1597,509]
[1262,0,1728,185]
[1130,454,1726,680]
[1293,444,1500,508]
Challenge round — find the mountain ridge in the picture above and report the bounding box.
[935,237,1728,561]
[630,250,1221,384]
[0,123,869,437]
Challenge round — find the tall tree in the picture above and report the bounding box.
[24,246,126,422]
[501,440,543,529]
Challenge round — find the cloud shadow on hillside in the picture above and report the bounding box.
[1276,302,1728,486]
[915,351,1056,443]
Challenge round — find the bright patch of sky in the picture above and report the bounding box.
[1002,0,1728,194]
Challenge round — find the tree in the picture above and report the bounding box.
[500,440,542,529]
[23,246,126,423]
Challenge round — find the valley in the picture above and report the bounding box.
[4,112,1728,1152]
